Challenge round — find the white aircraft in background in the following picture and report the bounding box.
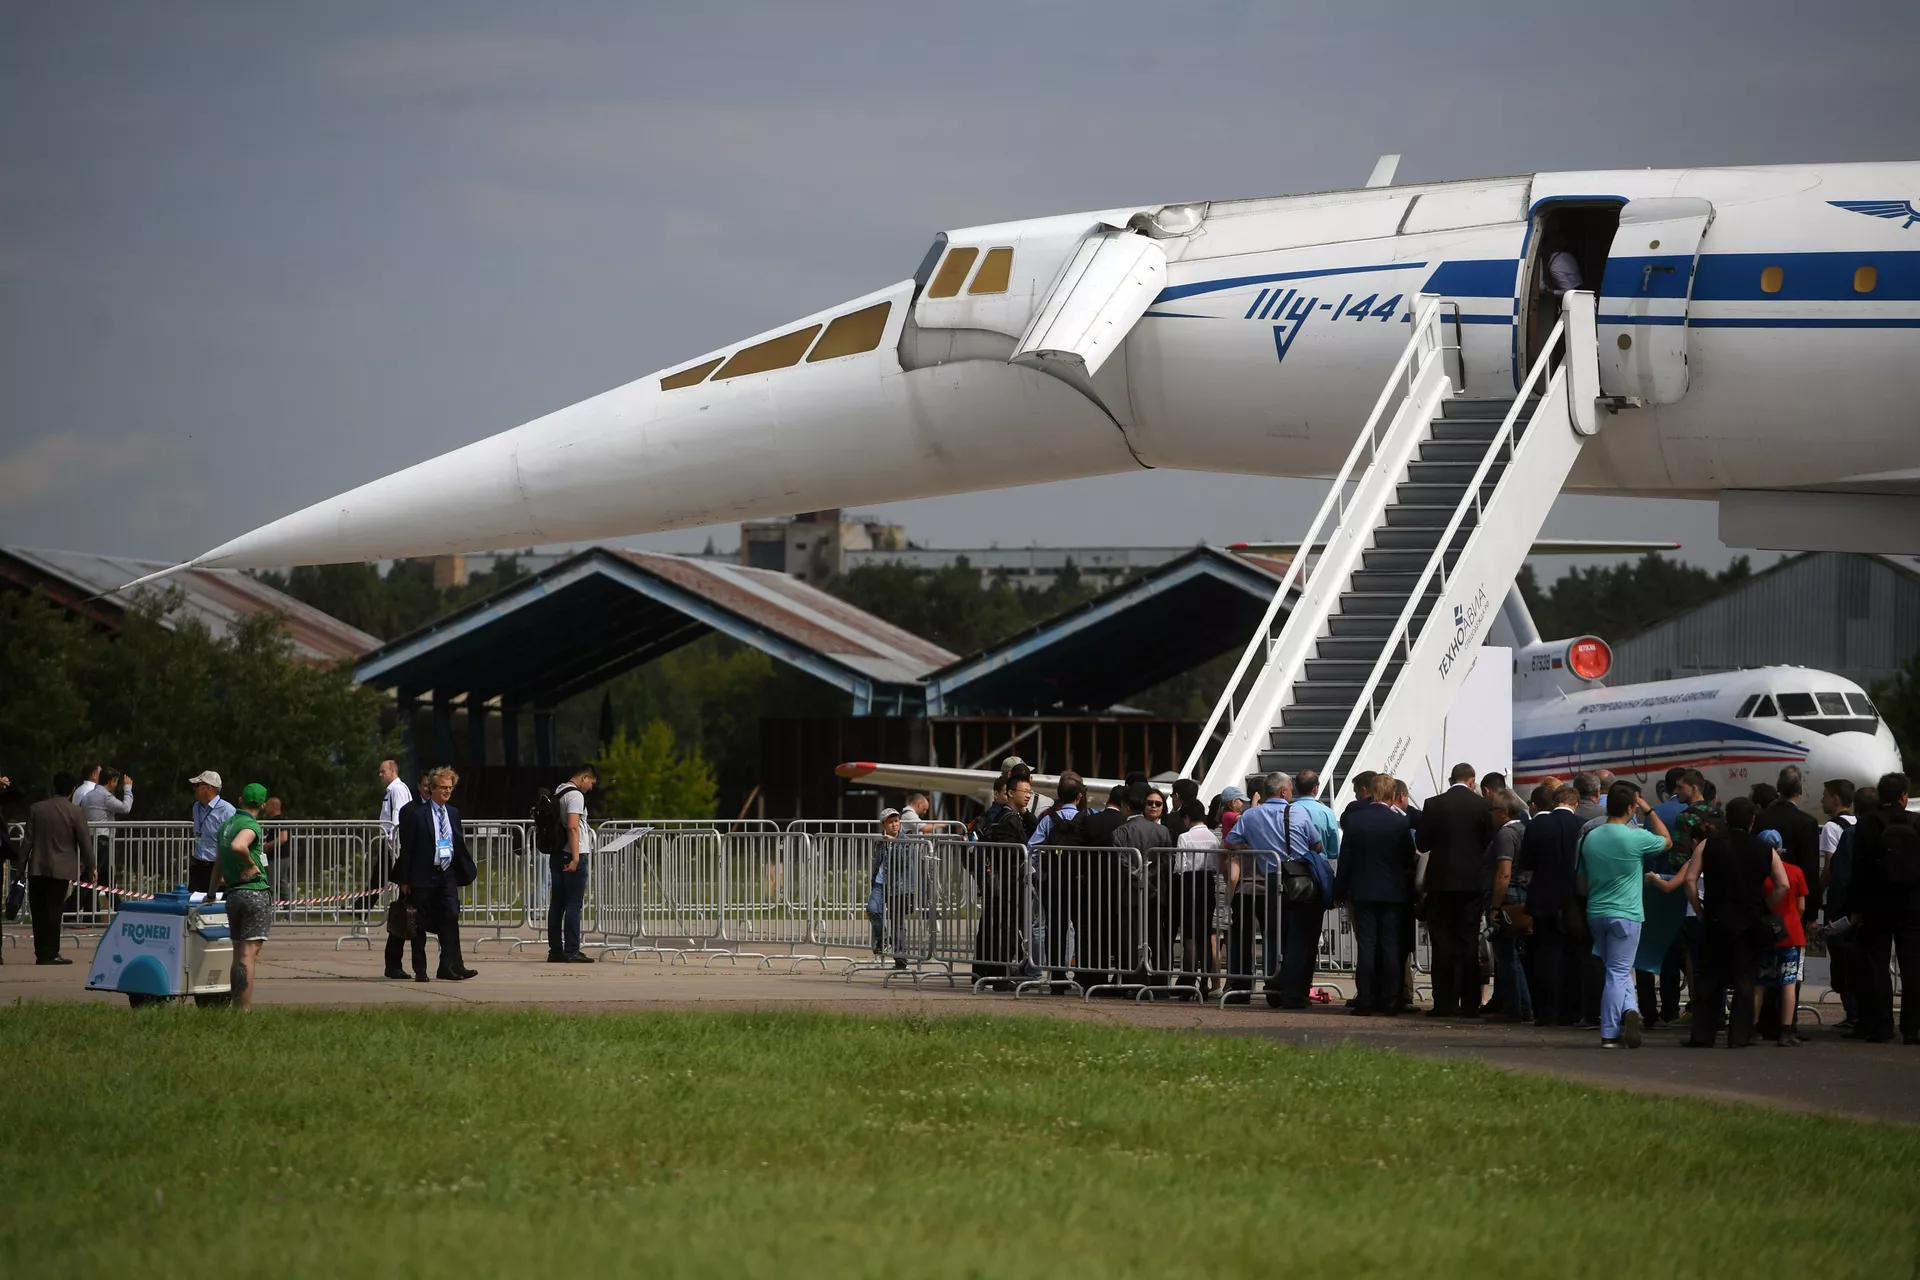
[836,634,1906,818]
[133,158,1919,580]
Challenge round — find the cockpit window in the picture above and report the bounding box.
[1770,689,1880,737]
[1777,692,1817,717]
[926,247,980,298]
[1752,695,1778,718]
[1847,692,1877,716]
[1735,694,1759,718]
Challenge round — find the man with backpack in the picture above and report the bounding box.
[1851,772,1919,1044]
[536,765,598,964]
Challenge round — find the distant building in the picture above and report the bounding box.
[1609,552,1920,688]
[0,545,379,664]
[846,544,1197,591]
[739,510,904,586]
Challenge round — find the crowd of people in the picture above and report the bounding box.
[909,756,1919,1046]
[3,753,1915,1042]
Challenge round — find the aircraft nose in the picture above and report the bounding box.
[183,278,1138,571]
[1800,730,1900,797]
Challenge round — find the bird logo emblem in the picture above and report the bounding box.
[1828,199,1920,229]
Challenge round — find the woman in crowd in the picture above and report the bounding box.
[1755,827,1808,1046]
[1173,799,1221,990]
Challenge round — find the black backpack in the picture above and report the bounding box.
[532,783,578,854]
[1040,805,1084,848]
[1882,813,1920,890]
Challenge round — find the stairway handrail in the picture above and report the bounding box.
[1180,295,1449,783]
[1312,290,1595,803]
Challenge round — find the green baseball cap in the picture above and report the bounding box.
[240,782,268,806]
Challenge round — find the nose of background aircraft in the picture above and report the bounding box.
[1801,730,1902,800]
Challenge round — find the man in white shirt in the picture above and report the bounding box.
[900,792,931,834]
[546,765,598,964]
[71,765,132,908]
[377,759,416,980]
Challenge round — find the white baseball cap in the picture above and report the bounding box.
[187,770,222,788]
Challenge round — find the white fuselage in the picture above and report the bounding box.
[184,160,1920,571]
[1511,665,1901,813]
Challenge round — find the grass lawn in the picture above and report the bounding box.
[1,1005,1916,1277]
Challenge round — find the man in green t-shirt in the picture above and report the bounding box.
[213,782,274,1010]
[1577,782,1671,1049]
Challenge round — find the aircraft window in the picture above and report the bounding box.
[1847,692,1877,716]
[712,324,823,380]
[660,356,723,391]
[1777,692,1817,717]
[968,247,1014,295]
[1855,265,1878,293]
[1760,265,1784,294]
[1653,725,1663,744]
[1752,695,1778,718]
[926,246,980,298]
[806,302,891,362]
[1735,694,1759,718]
[1816,692,1850,716]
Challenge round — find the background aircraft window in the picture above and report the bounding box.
[712,324,823,380]
[660,356,723,391]
[926,247,979,298]
[806,302,891,362]
[1855,265,1878,293]
[1816,692,1849,715]
[1777,692,1817,717]
[1760,265,1784,293]
[1753,695,1778,717]
[1735,694,1759,717]
[968,247,1014,295]
[1847,692,1877,716]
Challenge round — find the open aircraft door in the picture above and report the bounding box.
[1597,197,1714,403]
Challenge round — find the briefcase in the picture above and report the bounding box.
[385,899,418,938]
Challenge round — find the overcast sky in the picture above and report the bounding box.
[4,2,1916,575]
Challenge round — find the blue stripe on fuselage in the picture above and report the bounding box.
[1513,717,1802,764]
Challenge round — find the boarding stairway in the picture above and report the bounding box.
[1186,291,1601,807]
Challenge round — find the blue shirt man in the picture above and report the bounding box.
[190,772,236,865]
[1228,794,1323,876]
[1289,771,1342,862]
[1028,802,1080,848]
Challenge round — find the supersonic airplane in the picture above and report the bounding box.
[142,159,1919,574]
[118,160,1915,806]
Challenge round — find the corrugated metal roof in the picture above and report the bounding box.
[1,545,379,664]
[1609,551,1920,687]
[609,550,955,684]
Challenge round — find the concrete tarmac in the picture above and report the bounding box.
[4,926,1913,1125]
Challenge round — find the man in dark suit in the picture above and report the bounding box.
[393,766,477,981]
[1755,766,1821,924]
[1333,773,1415,1014]
[1416,763,1497,1017]
[1516,783,1585,1025]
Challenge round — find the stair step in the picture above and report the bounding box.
[1328,613,1401,638]
[1430,420,1503,443]
[1281,702,1360,729]
[1441,397,1534,419]
[1338,588,1440,617]
[1404,460,1491,485]
[1291,680,1369,706]
[1418,439,1495,464]
[1313,634,1388,660]
[1259,744,1361,775]
[1267,726,1339,755]
[1349,568,1422,593]
[1303,657,1405,684]
[1395,481,1500,507]
[1385,504,1482,529]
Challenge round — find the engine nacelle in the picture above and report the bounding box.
[1514,635,1612,701]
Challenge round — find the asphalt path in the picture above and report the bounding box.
[5,927,1912,1124]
